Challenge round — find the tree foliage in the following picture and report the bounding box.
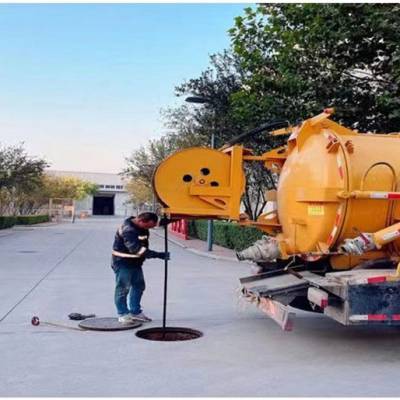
[123,137,177,208]
[43,175,98,201]
[125,178,152,209]
[173,51,245,147]
[124,137,175,184]
[0,143,48,192]
[0,143,98,216]
[0,143,49,216]
[229,4,400,132]
[123,119,209,209]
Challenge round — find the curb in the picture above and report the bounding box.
[31,222,60,227]
[0,221,60,236]
[152,229,250,264]
[14,222,58,229]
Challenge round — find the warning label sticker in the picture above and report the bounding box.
[308,204,325,216]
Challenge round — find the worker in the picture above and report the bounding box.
[111,212,169,323]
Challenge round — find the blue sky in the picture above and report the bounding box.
[0,4,247,173]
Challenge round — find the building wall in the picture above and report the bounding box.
[74,195,92,214]
[115,192,131,217]
[47,170,135,217]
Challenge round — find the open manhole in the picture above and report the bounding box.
[136,327,203,342]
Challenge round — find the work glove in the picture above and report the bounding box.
[158,217,174,227]
[157,251,170,261]
[145,249,170,260]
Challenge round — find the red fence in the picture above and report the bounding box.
[169,219,189,240]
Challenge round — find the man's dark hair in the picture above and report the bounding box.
[137,212,158,223]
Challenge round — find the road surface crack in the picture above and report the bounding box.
[0,233,90,323]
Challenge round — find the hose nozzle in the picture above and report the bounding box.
[236,236,281,262]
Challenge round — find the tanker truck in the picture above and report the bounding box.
[153,108,400,330]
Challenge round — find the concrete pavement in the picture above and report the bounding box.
[1,217,400,396]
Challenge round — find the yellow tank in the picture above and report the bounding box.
[275,111,400,265]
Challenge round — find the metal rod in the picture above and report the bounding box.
[43,321,83,331]
[207,220,213,251]
[31,316,83,331]
[207,131,215,252]
[162,224,168,330]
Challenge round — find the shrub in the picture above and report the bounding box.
[189,220,264,251]
[15,215,50,225]
[0,216,17,229]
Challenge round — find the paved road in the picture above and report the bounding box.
[0,217,399,396]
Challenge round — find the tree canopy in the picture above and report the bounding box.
[0,143,98,216]
[42,175,98,201]
[229,4,400,132]
[0,143,48,192]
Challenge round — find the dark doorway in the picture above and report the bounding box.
[93,195,114,215]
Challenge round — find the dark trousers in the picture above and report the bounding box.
[113,264,145,315]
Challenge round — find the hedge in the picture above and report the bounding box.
[15,215,50,225]
[188,220,264,251]
[0,215,50,230]
[0,216,17,230]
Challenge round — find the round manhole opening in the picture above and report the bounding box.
[136,327,203,342]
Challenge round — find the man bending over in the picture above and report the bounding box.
[111,212,169,323]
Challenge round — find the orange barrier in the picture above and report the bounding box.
[169,219,189,240]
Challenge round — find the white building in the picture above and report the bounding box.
[47,170,135,217]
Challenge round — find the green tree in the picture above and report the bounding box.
[0,143,48,192]
[161,106,209,150]
[43,175,98,201]
[229,4,400,132]
[124,136,175,186]
[9,175,98,216]
[0,143,48,216]
[125,178,152,211]
[173,50,245,147]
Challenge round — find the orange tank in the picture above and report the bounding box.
[276,113,400,262]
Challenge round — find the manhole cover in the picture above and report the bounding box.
[78,317,142,331]
[136,327,203,342]
[18,250,37,254]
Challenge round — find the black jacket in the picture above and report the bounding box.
[111,217,150,267]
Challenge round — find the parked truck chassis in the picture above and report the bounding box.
[240,265,400,330]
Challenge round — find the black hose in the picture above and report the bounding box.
[221,120,289,149]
